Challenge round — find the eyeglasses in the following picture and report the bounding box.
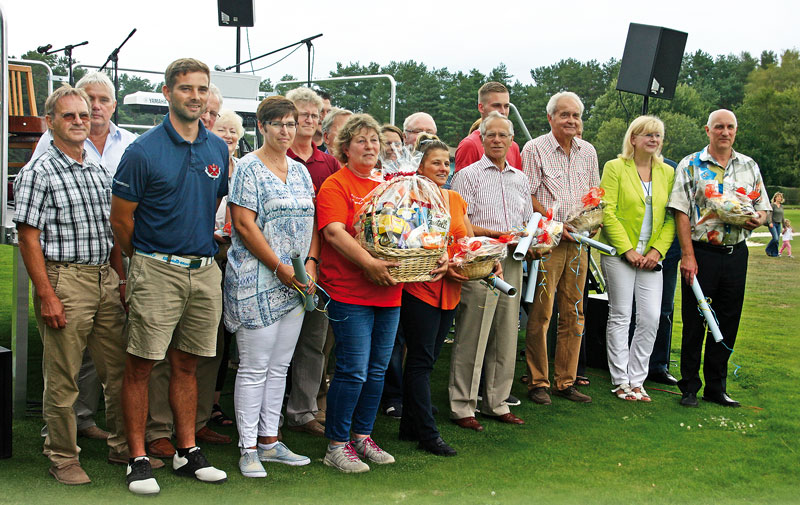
[266,121,297,130]
[298,112,320,121]
[637,133,662,139]
[405,128,436,135]
[60,112,90,121]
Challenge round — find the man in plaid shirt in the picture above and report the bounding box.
[521,91,599,405]
[14,85,128,485]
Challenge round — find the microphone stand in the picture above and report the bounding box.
[45,41,89,86]
[99,28,137,125]
[219,33,322,82]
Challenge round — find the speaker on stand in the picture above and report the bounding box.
[616,23,688,114]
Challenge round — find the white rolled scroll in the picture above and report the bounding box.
[690,276,723,343]
[523,259,540,303]
[575,233,616,256]
[513,212,543,260]
[484,274,518,297]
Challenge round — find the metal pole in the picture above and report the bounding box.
[11,250,29,418]
[236,27,241,73]
[307,42,312,87]
[641,95,649,115]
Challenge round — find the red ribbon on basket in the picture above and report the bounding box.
[581,187,605,208]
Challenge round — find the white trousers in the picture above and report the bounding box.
[601,255,663,388]
[234,305,305,448]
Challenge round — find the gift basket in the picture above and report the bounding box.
[355,148,450,282]
[565,187,605,234]
[451,236,511,280]
[530,209,564,254]
[701,184,760,227]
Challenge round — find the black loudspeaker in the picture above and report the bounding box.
[217,0,255,27]
[616,23,688,100]
[0,347,11,459]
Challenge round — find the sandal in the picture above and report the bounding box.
[210,403,234,426]
[632,387,651,402]
[611,384,636,401]
[576,376,590,387]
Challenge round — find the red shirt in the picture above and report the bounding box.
[317,167,403,307]
[404,190,469,310]
[288,146,341,194]
[454,129,522,172]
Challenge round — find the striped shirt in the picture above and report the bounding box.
[521,132,600,222]
[13,144,114,264]
[451,154,534,232]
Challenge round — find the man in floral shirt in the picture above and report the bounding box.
[667,109,770,409]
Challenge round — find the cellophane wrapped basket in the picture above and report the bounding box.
[355,153,450,282]
[451,236,510,280]
[530,208,564,254]
[565,187,605,234]
[702,184,760,227]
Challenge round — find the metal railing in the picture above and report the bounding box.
[275,74,397,126]
[9,58,54,97]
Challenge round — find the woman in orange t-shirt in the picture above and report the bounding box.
[398,135,474,457]
[316,114,446,472]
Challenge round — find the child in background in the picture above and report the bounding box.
[780,219,793,258]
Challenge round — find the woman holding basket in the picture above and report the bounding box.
[316,114,446,473]
[596,115,675,402]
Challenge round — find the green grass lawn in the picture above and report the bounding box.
[1,211,799,504]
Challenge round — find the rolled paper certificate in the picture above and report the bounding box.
[484,274,518,297]
[290,250,316,312]
[575,233,617,256]
[690,276,723,343]
[513,212,543,260]
[523,259,540,303]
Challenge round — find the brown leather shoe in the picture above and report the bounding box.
[49,462,91,485]
[451,416,484,432]
[78,425,110,440]
[108,450,165,469]
[484,412,525,425]
[527,386,552,405]
[147,437,176,458]
[196,425,232,444]
[287,419,325,437]
[553,385,592,403]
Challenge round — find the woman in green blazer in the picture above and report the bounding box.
[597,115,675,402]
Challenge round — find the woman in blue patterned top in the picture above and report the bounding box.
[224,96,320,478]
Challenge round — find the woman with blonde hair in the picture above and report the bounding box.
[597,115,675,402]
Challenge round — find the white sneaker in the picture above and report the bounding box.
[127,457,160,495]
[239,450,267,478]
[323,443,369,473]
[258,442,310,466]
[173,447,227,483]
[352,436,395,465]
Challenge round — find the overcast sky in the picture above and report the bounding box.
[4,0,798,87]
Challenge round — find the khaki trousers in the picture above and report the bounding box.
[448,254,522,419]
[286,308,329,426]
[34,262,127,465]
[525,241,588,391]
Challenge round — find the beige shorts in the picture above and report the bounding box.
[125,254,222,360]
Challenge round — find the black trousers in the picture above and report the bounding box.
[678,242,747,396]
[399,291,455,442]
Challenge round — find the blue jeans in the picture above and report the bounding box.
[324,300,400,442]
[766,222,782,256]
[650,237,681,373]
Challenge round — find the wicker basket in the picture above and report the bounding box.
[453,258,496,280]
[359,179,447,283]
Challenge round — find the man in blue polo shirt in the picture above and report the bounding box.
[110,58,229,495]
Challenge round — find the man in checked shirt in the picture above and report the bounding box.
[522,91,600,405]
[14,85,128,485]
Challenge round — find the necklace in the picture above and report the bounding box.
[641,179,652,205]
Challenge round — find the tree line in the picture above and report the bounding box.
[14,48,800,188]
